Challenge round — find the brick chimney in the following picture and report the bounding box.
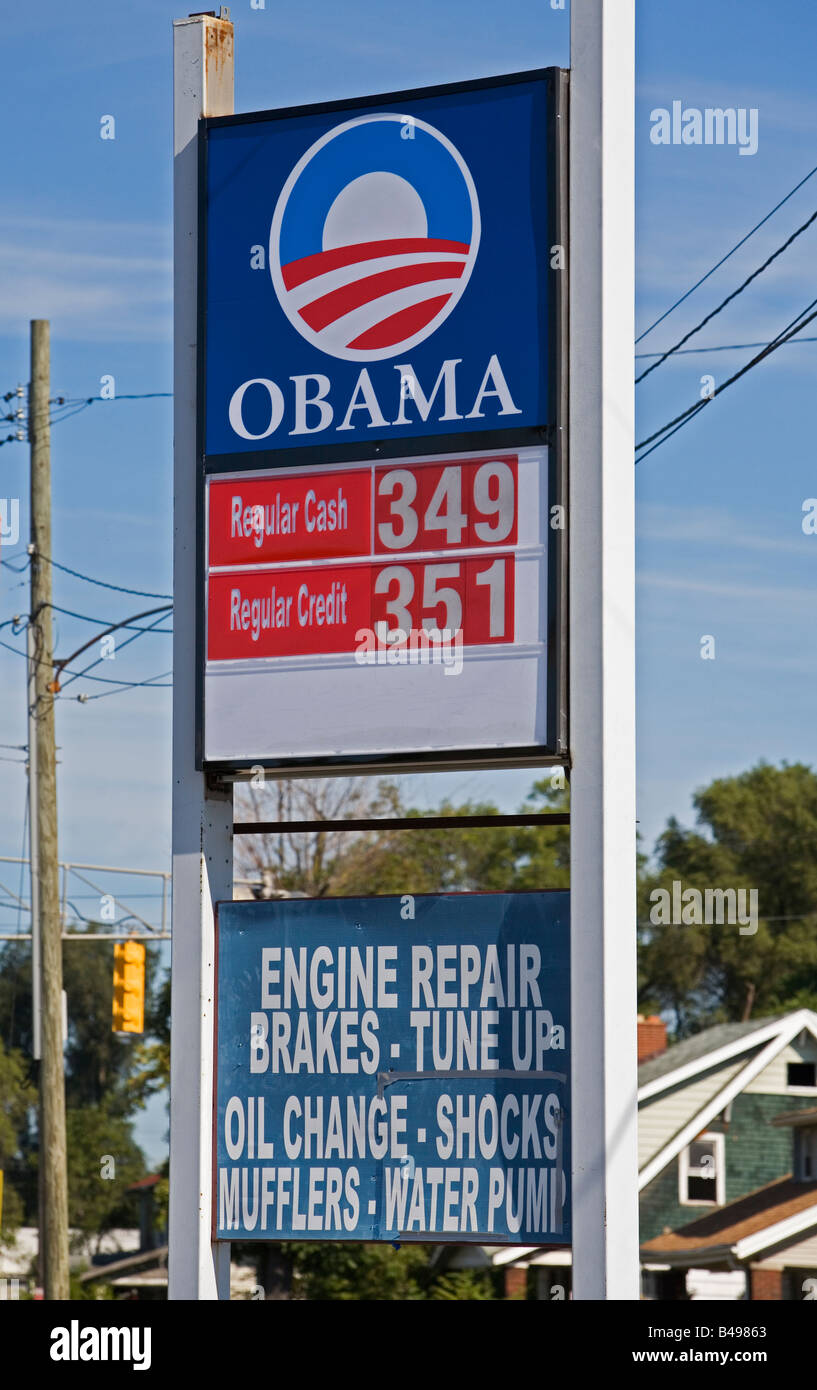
[638,1014,667,1064]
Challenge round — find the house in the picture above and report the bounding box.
[641,1107,817,1300]
[638,1009,817,1257]
[435,1009,817,1298]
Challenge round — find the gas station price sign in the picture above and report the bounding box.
[197,70,567,774]
[202,445,557,769]
[208,452,517,659]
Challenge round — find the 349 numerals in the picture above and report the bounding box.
[375,457,518,554]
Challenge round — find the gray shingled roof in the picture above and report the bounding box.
[638,1017,786,1088]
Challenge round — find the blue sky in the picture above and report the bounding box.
[1,0,816,1160]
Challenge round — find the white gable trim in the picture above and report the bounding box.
[639,1012,817,1191]
[735,1202,817,1262]
[638,1013,815,1103]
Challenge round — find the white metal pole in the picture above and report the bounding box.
[568,0,639,1298]
[27,620,41,1060]
[170,11,234,1301]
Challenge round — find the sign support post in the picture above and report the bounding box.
[170,0,638,1296]
[170,11,234,1301]
[568,0,639,1298]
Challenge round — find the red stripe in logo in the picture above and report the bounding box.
[346,295,452,351]
[298,261,465,332]
[281,237,470,290]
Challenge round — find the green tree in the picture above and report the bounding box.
[0,1036,30,1236]
[288,1241,431,1300]
[127,971,170,1113]
[428,1270,498,1299]
[65,1106,145,1252]
[279,1241,497,1300]
[0,929,158,1234]
[639,761,817,1034]
[0,930,160,1112]
[328,777,569,899]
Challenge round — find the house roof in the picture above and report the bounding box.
[638,1010,817,1191]
[641,1176,817,1265]
[638,1018,783,1088]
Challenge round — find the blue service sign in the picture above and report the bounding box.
[214,892,571,1243]
[202,71,557,463]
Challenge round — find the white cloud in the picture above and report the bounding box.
[637,569,816,606]
[0,213,171,343]
[637,503,813,556]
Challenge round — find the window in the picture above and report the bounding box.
[679,1133,725,1206]
[787,1062,817,1089]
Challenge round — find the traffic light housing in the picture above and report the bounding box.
[112,940,145,1034]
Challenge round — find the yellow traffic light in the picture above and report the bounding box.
[112,940,145,1034]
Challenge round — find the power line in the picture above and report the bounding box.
[4,552,170,602]
[636,160,817,343]
[57,607,172,692]
[635,336,817,359]
[636,300,817,460]
[48,402,93,426]
[635,297,817,463]
[0,630,169,688]
[636,295,817,452]
[68,670,173,702]
[46,602,172,634]
[46,391,172,428]
[38,555,172,600]
[636,207,817,383]
[50,393,172,405]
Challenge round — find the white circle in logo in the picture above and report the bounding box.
[270,113,481,363]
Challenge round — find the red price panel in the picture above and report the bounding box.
[374,455,518,555]
[208,564,371,661]
[370,554,514,647]
[208,468,371,568]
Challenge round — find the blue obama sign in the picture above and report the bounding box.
[200,70,565,467]
[214,892,571,1244]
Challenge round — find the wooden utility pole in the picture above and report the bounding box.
[29,318,69,1300]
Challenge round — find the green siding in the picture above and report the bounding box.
[640,1160,682,1244]
[639,1092,816,1244]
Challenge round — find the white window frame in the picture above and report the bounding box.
[679,1131,725,1207]
[786,1060,817,1095]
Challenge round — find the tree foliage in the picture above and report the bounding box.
[0,928,156,1235]
[639,761,817,1035]
[264,1241,497,1300]
[65,1106,144,1250]
[235,774,569,901]
[0,1036,29,1236]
